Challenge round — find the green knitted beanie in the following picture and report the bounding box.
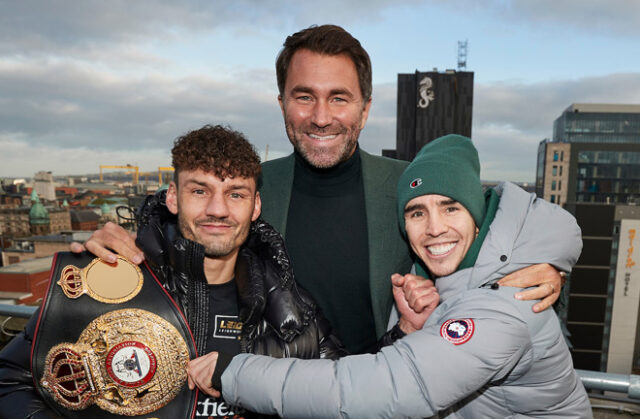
[397,134,485,233]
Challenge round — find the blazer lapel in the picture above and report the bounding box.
[259,154,295,236]
[360,149,402,336]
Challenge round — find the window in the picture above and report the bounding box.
[558,180,562,190]
[553,151,559,162]
[560,151,564,161]
[552,166,558,176]
[559,166,563,176]
[551,180,557,191]
[550,195,556,203]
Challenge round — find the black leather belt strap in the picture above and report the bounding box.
[31,251,198,419]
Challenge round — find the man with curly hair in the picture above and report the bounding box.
[0,125,344,419]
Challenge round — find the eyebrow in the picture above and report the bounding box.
[404,198,459,214]
[438,198,458,206]
[290,86,356,99]
[183,179,208,188]
[182,180,251,192]
[404,203,425,214]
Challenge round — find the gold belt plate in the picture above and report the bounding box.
[41,308,189,416]
[57,256,143,303]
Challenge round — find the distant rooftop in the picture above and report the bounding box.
[14,231,93,243]
[0,256,53,274]
[564,103,640,114]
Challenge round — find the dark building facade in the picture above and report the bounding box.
[564,203,640,374]
[384,70,474,161]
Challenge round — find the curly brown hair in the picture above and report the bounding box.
[276,24,372,103]
[171,124,261,184]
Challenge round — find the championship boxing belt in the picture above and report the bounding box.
[31,252,198,418]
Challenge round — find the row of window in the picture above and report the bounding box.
[552,165,564,177]
[578,151,640,165]
[549,195,562,205]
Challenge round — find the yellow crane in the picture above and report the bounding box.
[99,165,139,184]
[158,167,175,185]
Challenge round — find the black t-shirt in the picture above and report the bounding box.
[195,281,246,419]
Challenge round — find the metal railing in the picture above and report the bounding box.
[0,304,37,318]
[577,369,640,400]
[1,303,640,401]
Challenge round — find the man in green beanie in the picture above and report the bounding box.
[216,134,591,417]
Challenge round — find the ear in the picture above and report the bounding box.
[278,94,285,118]
[360,97,372,130]
[252,191,262,222]
[166,182,179,215]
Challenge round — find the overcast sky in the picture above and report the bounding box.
[1,0,639,182]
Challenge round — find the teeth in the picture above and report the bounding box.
[309,133,337,140]
[427,242,455,256]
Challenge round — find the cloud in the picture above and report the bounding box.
[0,0,423,57]
[503,0,640,38]
[423,0,640,38]
[1,1,638,180]
[473,72,640,181]
[0,57,283,146]
[0,135,169,177]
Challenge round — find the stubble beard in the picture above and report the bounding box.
[177,214,249,258]
[286,119,363,169]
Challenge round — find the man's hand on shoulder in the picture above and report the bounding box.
[69,221,144,264]
[391,273,439,334]
[498,263,565,313]
[187,351,221,398]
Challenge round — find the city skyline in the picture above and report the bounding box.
[1,0,639,181]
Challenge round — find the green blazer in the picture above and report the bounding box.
[258,148,413,338]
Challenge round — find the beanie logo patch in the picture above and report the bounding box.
[410,178,422,188]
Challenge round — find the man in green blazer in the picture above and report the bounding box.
[244,24,563,354]
[74,24,564,355]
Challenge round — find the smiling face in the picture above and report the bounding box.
[166,169,261,259]
[279,49,371,169]
[404,194,478,278]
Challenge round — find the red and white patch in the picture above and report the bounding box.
[440,319,475,345]
[105,341,157,388]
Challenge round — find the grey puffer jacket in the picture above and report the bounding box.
[221,182,592,418]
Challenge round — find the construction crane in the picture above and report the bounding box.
[158,167,175,185]
[99,165,139,184]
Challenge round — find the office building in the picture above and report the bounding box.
[536,104,640,205]
[564,203,640,373]
[383,69,473,161]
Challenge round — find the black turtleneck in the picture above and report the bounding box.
[285,148,375,354]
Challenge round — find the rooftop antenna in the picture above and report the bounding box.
[457,40,468,71]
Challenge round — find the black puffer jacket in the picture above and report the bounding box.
[0,193,345,419]
[135,190,346,360]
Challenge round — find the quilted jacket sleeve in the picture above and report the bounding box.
[0,311,63,419]
[221,295,531,418]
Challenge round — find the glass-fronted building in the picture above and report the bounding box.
[553,103,640,144]
[541,104,640,373]
[536,104,640,205]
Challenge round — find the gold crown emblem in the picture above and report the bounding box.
[57,265,84,299]
[41,345,93,410]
